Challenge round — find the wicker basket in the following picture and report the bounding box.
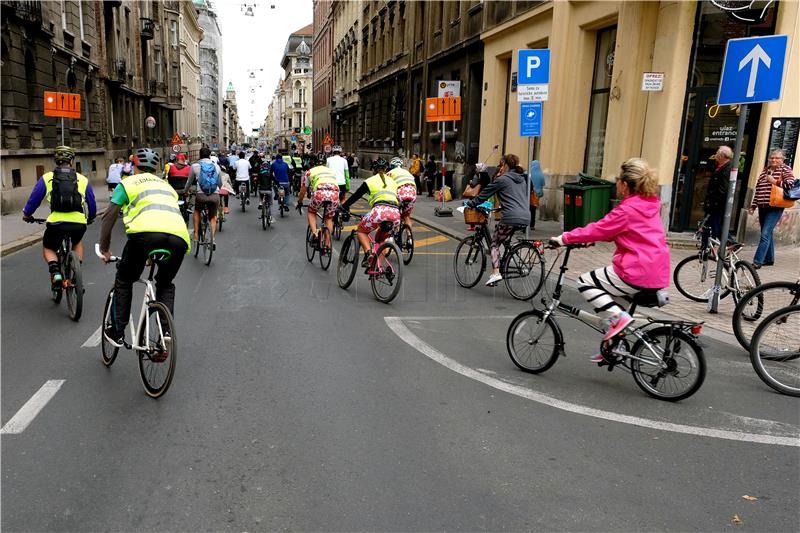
[464,208,487,225]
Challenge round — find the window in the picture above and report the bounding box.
[61,0,66,30]
[78,0,84,39]
[155,48,164,82]
[171,64,180,92]
[583,26,616,177]
[12,169,22,188]
[170,20,178,47]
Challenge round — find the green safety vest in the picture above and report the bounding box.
[388,168,416,189]
[120,173,191,251]
[44,170,89,224]
[308,166,338,191]
[365,174,399,207]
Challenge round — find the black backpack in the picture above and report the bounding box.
[49,168,83,212]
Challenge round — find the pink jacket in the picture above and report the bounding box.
[562,194,670,288]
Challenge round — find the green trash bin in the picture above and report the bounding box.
[562,173,615,231]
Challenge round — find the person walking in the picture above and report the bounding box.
[749,148,796,268]
[703,146,734,241]
[424,155,438,197]
[409,153,423,193]
[529,159,545,231]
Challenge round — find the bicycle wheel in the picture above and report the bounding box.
[279,199,285,217]
[733,281,799,351]
[749,305,800,396]
[101,289,119,367]
[629,326,706,401]
[337,234,359,289]
[241,193,246,212]
[333,217,342,240]
[506,309,561,373]
[729,261,761,304]
[370,242,403,303]
[217,204,224,233]
[305,226,316,262]
[673,255,725,302]
[65,251,83,321]
[52,260,63,304]
[398,224,414,265]
[261,200,268,230]
[453,235,486,288]
[318,227,332,271]
[137,301,177,399]
[201,219,213,266]
[503,241,545,301]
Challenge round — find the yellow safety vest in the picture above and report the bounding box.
[292,157,303,169]
[44,170,89,224]
[120,173,191,251]
[365,174,399,207]
[308,166,338,191]
[388,168,416,189]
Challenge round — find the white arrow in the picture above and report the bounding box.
[738,44,771,98]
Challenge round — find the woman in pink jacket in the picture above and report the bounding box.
[552,158,670,359]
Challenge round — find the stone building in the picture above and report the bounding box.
[195,0,223,149]
[312,0,332,151]
[223,82,243,149]
[329,0,361,154]
[176,0,204,153]
[277,25,314,153]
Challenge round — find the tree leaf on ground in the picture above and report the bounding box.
[732,514,743,525]
[742,495,758,501]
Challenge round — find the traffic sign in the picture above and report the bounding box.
[44,91,81,119]
[517,49,550,85]
[520,102,542,137]
[323,132,334,145]
[517,84,549,102]
[170,133,182,145]
[303,126,312,135]
[425,97,461,122]
[323,144,332,154]
[718,35,788,105]
[172,144,181,153]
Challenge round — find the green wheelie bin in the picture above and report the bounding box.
[562,173,615,231]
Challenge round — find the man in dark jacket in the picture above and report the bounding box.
[703,145,733,240]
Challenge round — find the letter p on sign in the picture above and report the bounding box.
[518,49,550,85]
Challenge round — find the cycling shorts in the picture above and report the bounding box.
[43,222,86,252]
[397,185,416,217]
[358,203,401,236]
[195,192,219,219]
[309,184,339,218]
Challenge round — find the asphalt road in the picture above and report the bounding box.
[2,198,798,531]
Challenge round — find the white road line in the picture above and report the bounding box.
[384,317,800,447]
[82,326,102,347]
[1,380,65,435]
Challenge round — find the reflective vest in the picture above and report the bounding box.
[308,166,338,191]
[365,174,399,207]
[44,170,89,224]
[120,173,191,250]
[388,168,416,189]
[292,156,303,169]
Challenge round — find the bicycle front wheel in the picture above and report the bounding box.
[337,234,359,289]
[506,309,561,373]
[503,242,545,301]
[749,305,800,396]
[305,226,316,262]
[137,301,177,399]
[733,281,799,351]
[673,255,721,302]
[65,251,83,321]
[453,235,486,288]
[319,227,332,270]
[630,326,706,401]
[261,203,268,230]
[371,242,403,303]
[729,260,761,304]
[398,224,414,265]
[101,289,119,367]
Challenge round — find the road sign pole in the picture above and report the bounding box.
[526,136,533,239]
[61,117,64,146]
[709,104,748,313]
[440,120,446,209]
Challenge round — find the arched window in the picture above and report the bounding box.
[25,49,38,116]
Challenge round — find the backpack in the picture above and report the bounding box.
[49,168,83,212]
[198,161,218,194]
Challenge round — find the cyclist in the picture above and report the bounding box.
[550,158,669,357]
[297,162,339,246]
[326,145,350,201]
[388,156,417,229]
[22,145,97,289]
[165,153,191,193]
[339,157,400,267]
[464,153,530,286]
[234,151,252,202]
[183,146,222,249]
[257,160,276,224]
[98,147,190,347]
[271,154,292,211]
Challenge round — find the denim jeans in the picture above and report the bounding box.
[753,206,784,265]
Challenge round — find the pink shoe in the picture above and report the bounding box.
[603,312,633,340]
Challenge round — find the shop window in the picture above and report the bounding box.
[35,165,45,181]
[12,169,22,188]
[583,26,616,177]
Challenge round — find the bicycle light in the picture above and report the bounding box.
[691,324,703,335]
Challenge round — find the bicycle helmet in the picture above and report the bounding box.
[373,157,388,170]
[134,147,160,173]
[389,157,403,169]
[54,145,75,164]
[332,145,342,153]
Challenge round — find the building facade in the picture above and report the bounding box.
[223,82,243,149]
[277,24,314,153]
[195,0,222,149]
[312,0,332,151]
[177,0,203,153]
[330,0,361,154]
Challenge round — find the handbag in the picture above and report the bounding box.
[783,180,800,201]
[769,183,795,208]
[463,183,481,199]
[530,191,539,207]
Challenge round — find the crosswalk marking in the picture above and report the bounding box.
[82,326,102,348]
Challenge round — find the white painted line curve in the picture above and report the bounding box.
[1,380,65,435]
[82,326,102,348]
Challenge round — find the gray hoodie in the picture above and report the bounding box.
[471,169,531,227]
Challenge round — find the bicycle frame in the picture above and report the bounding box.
[126,276,161,352]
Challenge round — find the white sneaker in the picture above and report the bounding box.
[485,272,503,286]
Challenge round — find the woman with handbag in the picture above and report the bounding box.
[748,148,796,268]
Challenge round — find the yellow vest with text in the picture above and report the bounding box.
[365,174,399,207]
[292,157,303,169]
[388,168,416,189]
[44,171,89,224]
[308,166,338,191]
[120,173,191,250]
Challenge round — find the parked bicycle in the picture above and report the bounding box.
[732,279,800,351]
[749,303,800,397]
[506,243,706,401]
[337,212,403,303]
[96,244,176,399]
[27,218,84,321]
[303,200,334,270]
[453,205,545,300]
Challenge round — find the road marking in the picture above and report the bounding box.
[82,326,102,347]
[384,317,800,447]
[412,252,457,256]
[413,235,450,248]
[1,380,65,435]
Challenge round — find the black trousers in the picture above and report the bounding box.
[112,232,187,333]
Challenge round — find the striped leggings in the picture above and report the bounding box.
[576,266,640,318]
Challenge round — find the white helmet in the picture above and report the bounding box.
[389,157,404,169]
[332,145,343,153]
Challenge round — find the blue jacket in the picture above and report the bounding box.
[529,160,545,197]
[271,159,290,184]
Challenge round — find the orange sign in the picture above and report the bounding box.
[170,133,183,145]
[44,91,81,119]
[425,96,461,122]
[322,132,334,145]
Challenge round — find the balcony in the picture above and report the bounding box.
[140,17,155,40]
[5,1,42,27]
[109,59,126,83]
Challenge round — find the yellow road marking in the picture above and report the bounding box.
[413,235,450,248]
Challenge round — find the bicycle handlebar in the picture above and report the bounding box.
[95,243,120,263]
[25,217,47,224]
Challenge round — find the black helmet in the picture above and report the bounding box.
[373,157,388,170]
[134,147,160,173]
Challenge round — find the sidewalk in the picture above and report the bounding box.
[410,193,800,339]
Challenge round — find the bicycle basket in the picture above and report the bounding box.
[464,207,487,225]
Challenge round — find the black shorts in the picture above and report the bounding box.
[43,222,86,252]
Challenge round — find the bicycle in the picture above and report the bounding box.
[732,279,800,351]
[192,201,214,266]
[238,181,248,212]
[336,212,403,303]
[394,199,415,265]
[506,243,706,401]
[673,217,760,304]
[258,189,273,230]
[95,244,177,399]
[27,218,84,321]
[303,200,334,270]
[276,185,289,217]
[216,194,226,232]
[749,304,800,397]
[332,210,344,241]
[453,205,545,301]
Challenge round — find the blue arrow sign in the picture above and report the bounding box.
[517,49,550,85]
[718,35,788,105]
[520,102,542,137]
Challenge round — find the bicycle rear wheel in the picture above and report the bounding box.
[137,301,177,399]
[201,218,213,266]
[453,235,486,288]
[261,201,268,230]
[318,227,332,270]
[749,305,800,396]
[673,254,727,302]
[503,241,545,301]
[397,224,414,265]
[337,234,359,289]
[370,242,403,303]
[729,260,761,304]
[630,326,706,401]
[506,309,561,373]
[333,216,342,240]
[733,281,799,351]
[64,251,83,321]
[101,289,119,367]
[305,226,316,262]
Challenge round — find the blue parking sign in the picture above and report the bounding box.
[520,102,542,137]
[517,50,550,85]
[718,35,788,105]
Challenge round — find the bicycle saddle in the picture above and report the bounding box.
[380,221,395,233]
[632,288,669,308]
[148,249,172,263]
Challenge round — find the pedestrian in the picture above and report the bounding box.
[424,155,438,197]
[529,159,545,231]
[702,146,735,241]
[121,155,134,178]
[749,148,796,268]
[351,153,359,179]
[409,153,423,192]
[106,157,125,193]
